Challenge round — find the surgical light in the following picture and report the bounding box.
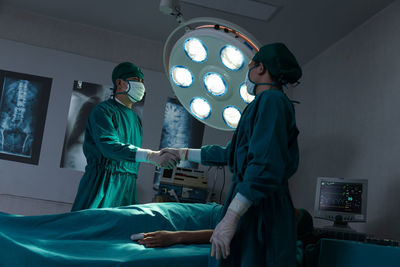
[164,17,260,131]
[190,97,211,119]
[239,82,255,104]
[204,73,226,96]
[220,45,244,71]
[184,38,208,63]
[171,66,193,88]
[223,106,241,129]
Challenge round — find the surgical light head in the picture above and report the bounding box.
[163,17,261,131]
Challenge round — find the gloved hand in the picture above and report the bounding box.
[147,150,180,169]
[210,193,252,260]
[160,148,189,161]
[210,209,240,260]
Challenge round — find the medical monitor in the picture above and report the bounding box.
[314,177,368,227]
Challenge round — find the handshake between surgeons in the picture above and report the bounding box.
[150,148,191,168]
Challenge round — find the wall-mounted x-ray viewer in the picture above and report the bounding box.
[314,177,368,231]
[0,70,52,165]
[153,97,205,191]
[163,17,261,131]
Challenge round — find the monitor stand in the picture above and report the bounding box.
[323,220,357,233]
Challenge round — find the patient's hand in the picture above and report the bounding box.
[138,231,179,248]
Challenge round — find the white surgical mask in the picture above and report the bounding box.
[245,73,256,96]
[245,64,276,96]
[126,80,145,102]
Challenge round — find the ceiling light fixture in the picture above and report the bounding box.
[163,14,260,131]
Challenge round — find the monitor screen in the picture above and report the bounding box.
[319,181,362,214]
[314,177,368,223]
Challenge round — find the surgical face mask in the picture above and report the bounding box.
[245,65,258,96]
[245,64,276,96]
[125,80,145,102]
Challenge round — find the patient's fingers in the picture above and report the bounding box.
[211,241,216,257]
[143,242,160,248]
[141,236,157,242]
[143,232,157,238]
[139,238,160,247]
[138,237,155,245]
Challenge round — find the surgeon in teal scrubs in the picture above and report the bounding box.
[163,43,302,266]
[72,62,178,211]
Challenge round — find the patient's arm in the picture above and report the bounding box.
[138,230,213,248]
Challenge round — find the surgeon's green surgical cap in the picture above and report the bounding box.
[112,62,144,88]
[252,43,302,85]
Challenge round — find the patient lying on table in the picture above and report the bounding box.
[0,201,314,267]
[136,207,314,248]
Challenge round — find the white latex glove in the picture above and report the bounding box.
[160,148,188,161]
[147,150,180,169]
[210,208,240,260]
[210,193,252,260]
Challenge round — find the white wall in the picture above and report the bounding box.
[289,0,400,240]
[0,37,232,215]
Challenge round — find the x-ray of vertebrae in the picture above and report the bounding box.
[0,79,39,157]
[160,98,205,167]
[161,101,191,149]
[153,97,205,188]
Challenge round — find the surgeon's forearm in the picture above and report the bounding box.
[96,141,138,161]
[175,230,213,244]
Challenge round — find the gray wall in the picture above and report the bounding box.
[289,1,400,240]
[0,4,165,72]
[0,37,170,213]
[0,9,232,214]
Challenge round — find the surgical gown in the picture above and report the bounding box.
[71,99,142,211]
[204,89,300,267]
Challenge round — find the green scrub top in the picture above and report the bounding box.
[71,99,143,211]
[203,89,300,267]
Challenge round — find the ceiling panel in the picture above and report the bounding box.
[0,0,395,64]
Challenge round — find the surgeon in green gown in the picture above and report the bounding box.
[163,43,302,266]
[71,62,179,211]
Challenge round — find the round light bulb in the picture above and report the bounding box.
[184,38,208,63]
[171,66,193,88]
[223,106,241,128]
[220,45,244,71]
[239,82,255,103]
[190,97,211,119]
[204,73,227,96]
